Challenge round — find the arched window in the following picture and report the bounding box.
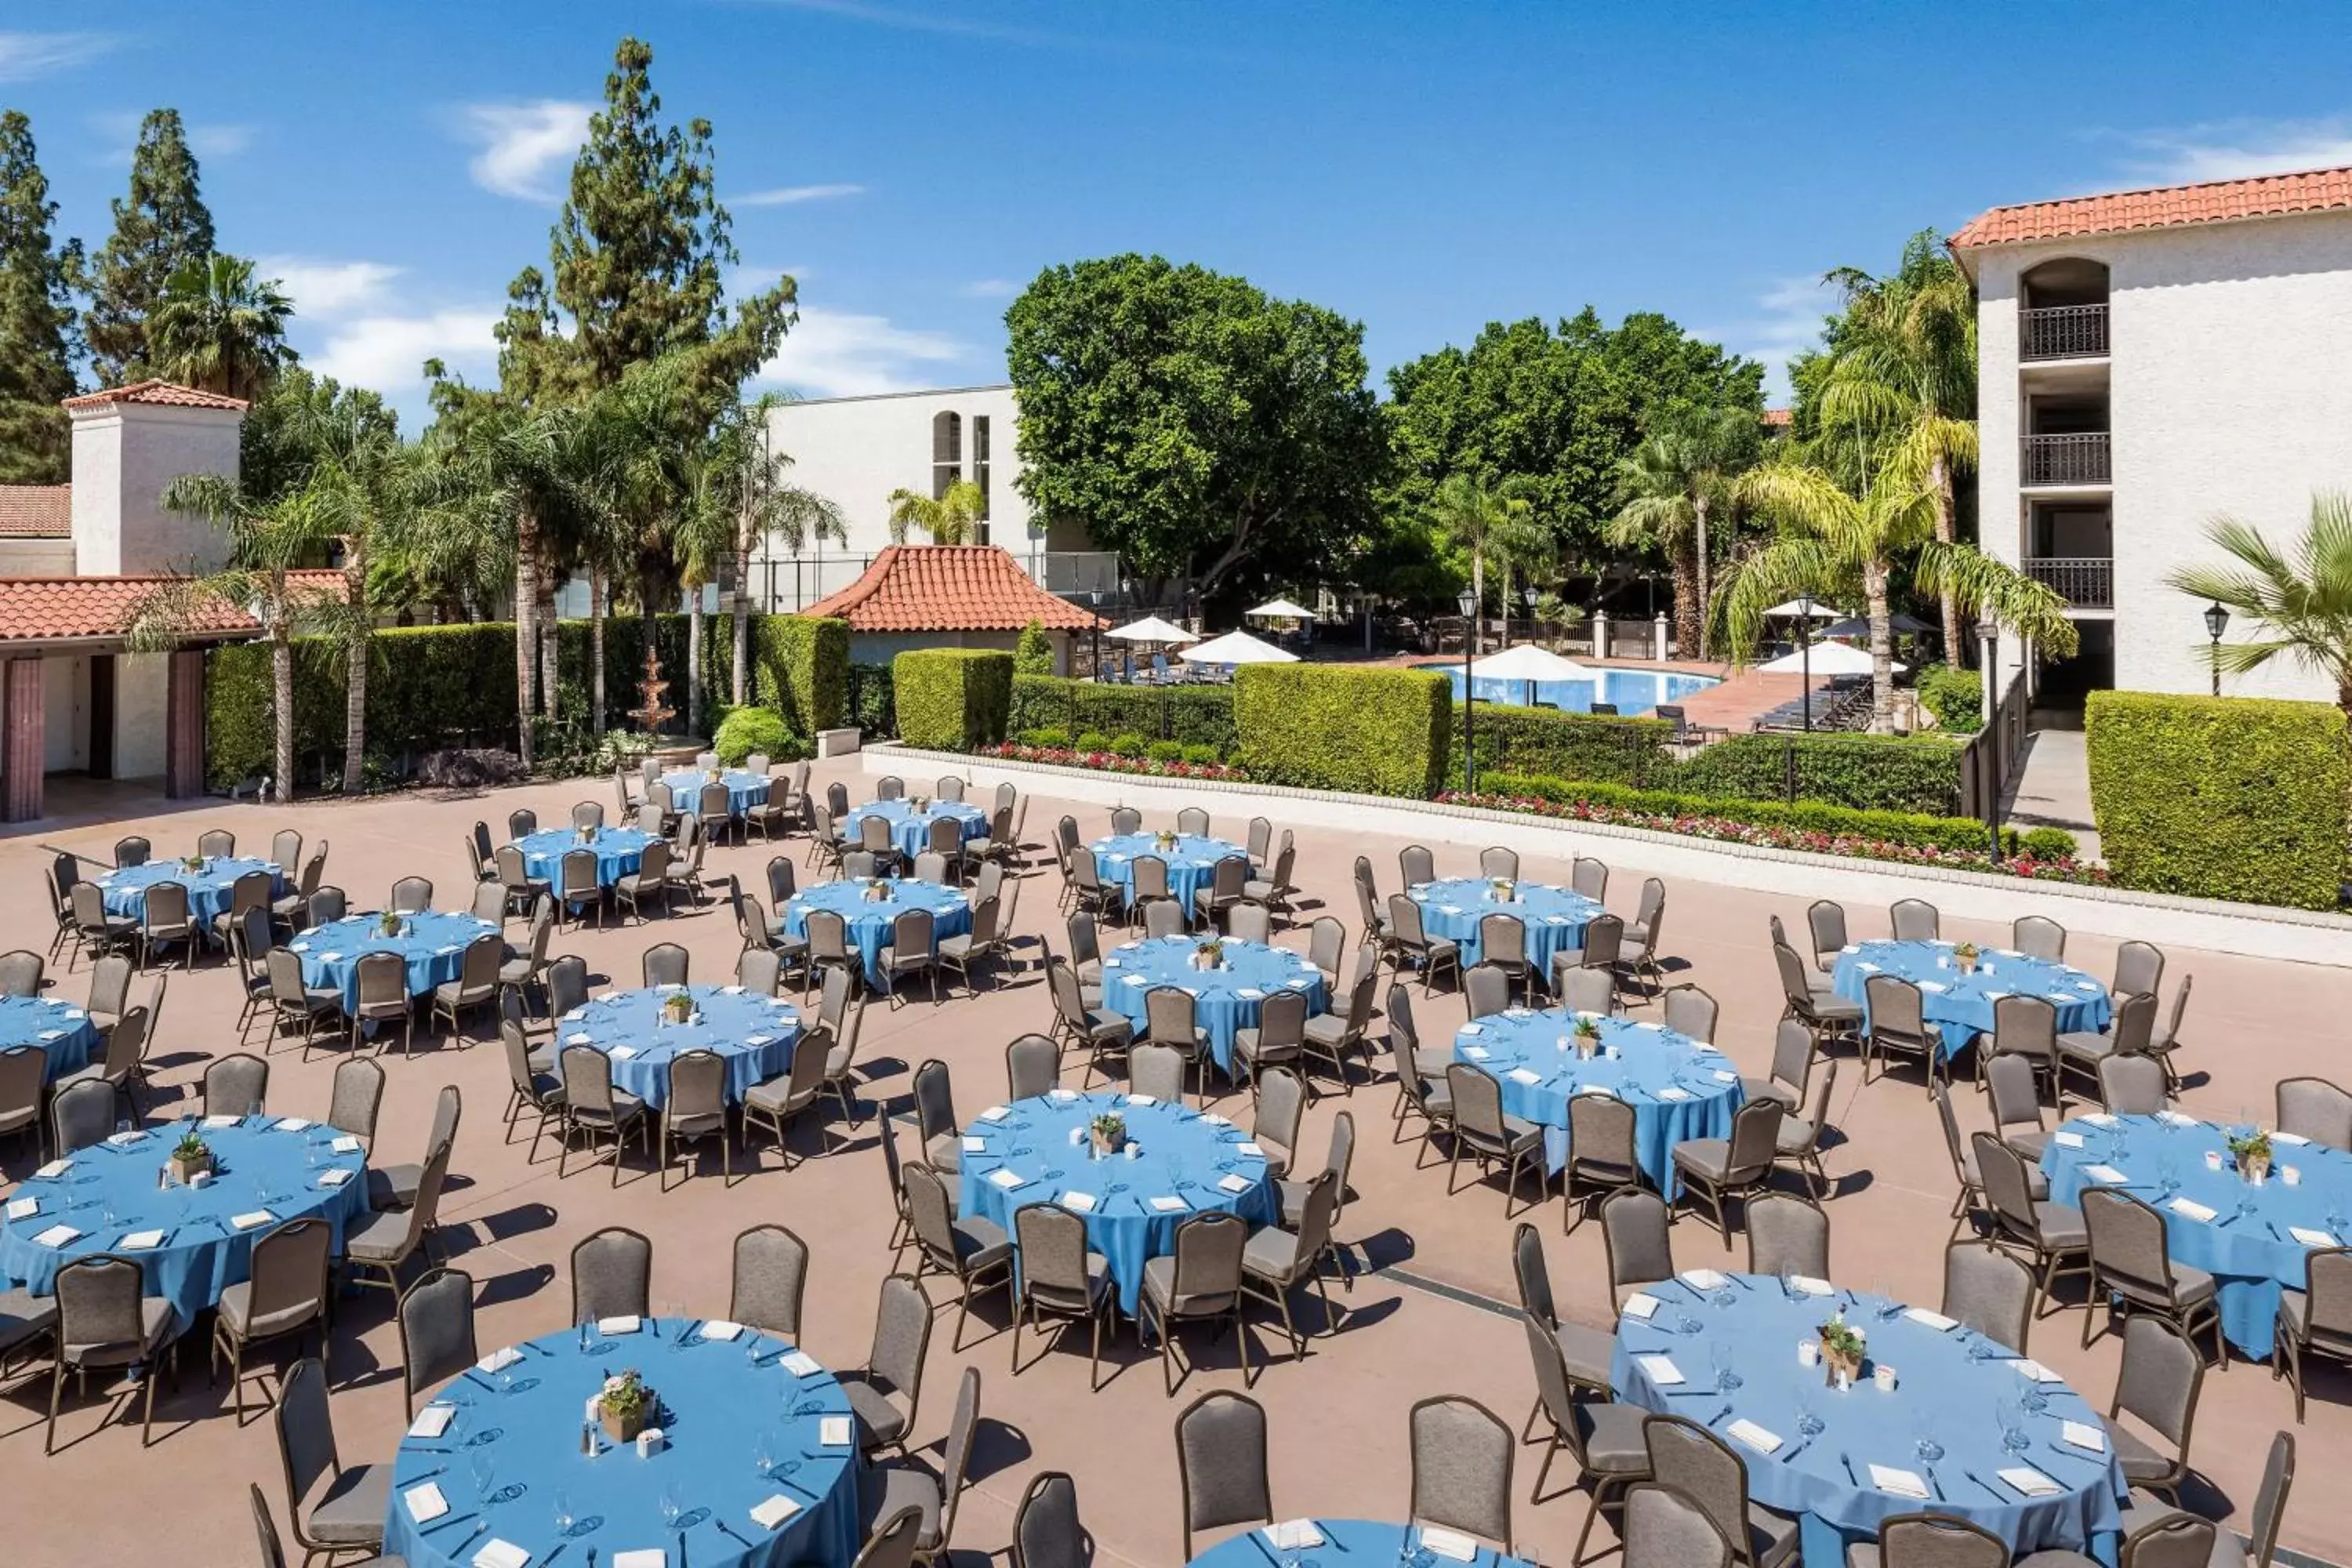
[2019,259,2109,359]
[931,411,962,500]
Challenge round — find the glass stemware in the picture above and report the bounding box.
[1792,1388,1824,1438]
[1709,1339,1742,1392]
[1915,1410,1944,1465]
[1998,1396,2030,1454]
[659,1484,684,1531]
[469,1450,496,1504]
[551,1490,575,1537]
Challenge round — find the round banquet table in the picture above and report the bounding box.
[664,768,771,815]
[0,1114,369,1330]
[782,879,969,986]
[382,1321,862,1568]
[2042,1112,2352,1359]
[514,826,655,887]
[1101,935,1327,1073]
[1409,878,1601,973]
[1452,1010,1740,1194]
[846,798,988,860]
[556,984,806,1108]
[1831,940,2111,1051]
[96,855,282,925]
[959,1090,1279,1316]
[1187,1519,1534,1568]
[1091,833,1249,912]
[0,993,100,1081]
[1611,1272,2126,1566]
[291,911,503,1010]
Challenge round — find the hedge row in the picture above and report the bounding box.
[1481,770,2020,857]
[893,649,1014,751]
[2086,691,2350,910]
[1675,731,1966,817]
[751,615,848,735]
[848,663,895,738]
[1456,702,1675,789]
[1234,664,1453,798]
[1008,675,1239,756]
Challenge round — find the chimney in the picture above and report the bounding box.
[64,380,246,578]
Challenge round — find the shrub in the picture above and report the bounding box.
[1073,730,1111,753]
[2086,691,2350,909]
[751,614,849,734]
[1109,731,1147,758]
[713,706,792,766]
[1008,675,1237,756]
[1675,731,1966,817]
[1481,771,2016,857]
[848,662,895,737]
[1915,662,1984,734]
[1146,739,1184,762]
[1235,664,1452,797]
[892,648,1014,751]
[1181,743,1220,766]
[1014,619,1055,676]
[2017,826,2080,861]
[1456,701,1675,789]
[1021,726,1073,750]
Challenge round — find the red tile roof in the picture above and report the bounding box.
[61,379,249,412]
[1951,165,2352,249]
[804,545,1108,633]
[1761,408,1793,427]
[0,485,71,538]
[0,570,346,644]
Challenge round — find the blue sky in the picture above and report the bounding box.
[7,3,2352,430]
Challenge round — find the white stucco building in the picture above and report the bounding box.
[1954,165,2352,707]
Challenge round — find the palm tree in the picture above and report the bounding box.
[1719,463,2078,731]
[1427,474,1537,658]
[886,480,985,545]
[1608,407,1761,659]
[149,253,296,401]
[2168,495,2352,716]
[699,397,847,706]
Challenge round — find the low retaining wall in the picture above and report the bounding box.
[867,743,2352,969]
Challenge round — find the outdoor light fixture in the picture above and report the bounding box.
[1798,592,1817,731]
[1975,617,2003,859]
[2205,601,2229,695]
[1457,588,1479,794]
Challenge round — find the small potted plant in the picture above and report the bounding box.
[662,991,695,1026]
[1952,940,1980,975]
[1817,1316,1867,1388]
[1571,1015,1602,1058]
[183,853,206,872]
[169,1130,213,1185]
[863,877,891,903]
[577,822,597,844]
[2229,1127,2274,1185]
[1192,937,1227,971]
[1490,877,1515,902]
[1089,1110,1128,1158]
[912,794,930,813]
[597,1370,655,1444]
[1156,828,1178,851]
[379,909,405,938]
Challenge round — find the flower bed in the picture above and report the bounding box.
[1443,788,2112,886]
[980,740,1252,782]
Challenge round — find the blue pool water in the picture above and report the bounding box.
[1418,662,1720,717]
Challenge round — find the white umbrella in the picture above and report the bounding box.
[1103,615,1200,644]
[1179,629,1299,665]
[1758,640,1905,676]
[1245,597,1316,621]
[1465,644,1592,683]
[1763,598,1842,619]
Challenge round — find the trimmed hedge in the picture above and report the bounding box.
[1234,664,1452,798]
[1456,702,1675,789]
[1483,771,2018,857]
[750,615,848,735]
[713,706,794,766]
[893,649,1014,751]
[1008,675,1239,757]
[1675,731,1966,817]
[2086,691,2350,909]
[848,663,895,737]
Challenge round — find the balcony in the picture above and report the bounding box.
[2024,556,2112,608]
[2021,432,2110,487]
[2020,303,2108,361]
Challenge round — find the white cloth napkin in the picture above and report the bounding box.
[34,1157,71,1179]
[5,1197,35,1220]
[316,1168,353,1188]
[1151,1195,1189,1213]
[1657,1087,1692,1102]
[2061,1420,2107,1453]
[1126,1094,1157,1105]
[780,1351,821,1377]
[1061,1191,1098,1213]
[819,1414,854,1446]
[1505,1067,1542,1086]
[332,1135,362,1153]
[1461,1045,1490,1061]
[1726,1418,1782,1455]
[608,1045,638,1061]
[1236,1141,1265,1157]
[2000,1466,2062,1497]
[104,1128,147,1146]
[120,1229,165,1250]
[403,1480,449,1522]
[230,1210,274,1231]
[1680,1269,1728,1290]
[2290,1226,2339,1248]
[1621,1293,1660,1319]
[2080,1112,2119,1127]
[1711,1069,1739,1083]
[699,1320,743,1341]
[978,1105,1010,1121]
[1417,1529,1478,1563]
[1870,1464,1930,1498]
[474,1541,532,1568]
[1457,1022,1484,1036]
[1218,1173,1254,1194]
[2167,1196,2217,1223]
[961,1135,985,1152]
[2053,1131,2086,1149]
[477,1345,522,1373]
[1638,1355,1684,1385]
[202,1115,238,1130]
[2011,1359,2063,1384]
[989,1169,1025,1189]
[1904,1308,1958,1331]
[750,1494,803,1530]
[1789,1276,1835,1296]
[408,1403,456,1439]
[2274,1131,2312,1145]
[1265,1523,1326,1551]
[32,1223,78,1247]
[597,1315,641,1335]
[2080,1163,2129,1185]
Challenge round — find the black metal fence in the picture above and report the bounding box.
[1958,666,2030,829]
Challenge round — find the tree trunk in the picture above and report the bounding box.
[1470,552,1485,658]
[1864,559,1896,733]
[514,511,538,769]
[731,539,752,706]
[641,590,661,736]
[687,583,705,738]
[537,584,558,719]
[342,537,368,796]
[1692,494,1712,661]
[1931,454,1962,666]
[590,571,608,735]
[270,575,295,805]
[1668,544,1704,665]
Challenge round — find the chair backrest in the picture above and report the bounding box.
[2122,1515,2217,1568]
[641,942,689,989]
[1991,993,2058,1062]
[1973,1134,2043,1244]
[2085,1187,2187,1300]
[1409,1395,1513,1549]
[397,1265,476,1410]
[1400,844,1436,886]
[889,906,935,959]
[0,949,39,998]
[1602,1188,1672,1294]
[1144,985,1197,1048]
[1015,1200,1097,1301]
[352,950,405,1014]
[558,849,598,902]
[1661,984,1718,1043]
[328,1058,386,1141]
[858,1506,927,1568]
[1771,940,1814,1010]
[1889,898,1940,941]
[1246,816,1273,861]
[1171,1210,1248,1300]
[1579,913,1623,968]
[1129,1042,1187,1103]
[2100,1054,2169,1115]
[205,1051,270,1117]
[508,808,538,840]
[1253,1066,1305,1157]
[2012,914,2067,961]
[1745,1193,1829,1279]
[2277,1077,2352,1151]
[1011,1472,1085,1568]
[1766,1016,1813,1097]
[2114,1309,2204,1458]
[1806,899,1849,965]
[1464,964,1512,1020]
[735,942,782,996]
[1944,1241,2032,1352]
[272,1354,341,1515]
[1007,1033,1059,1100]
[667,1048,728,1124]
[1139,898,1184,940]
[926,815,962,858]
[1226,902,1272,945]
[1512,1221,1555,1326]
[1557,965,1614,1017]
[546,953,587,1015]
[1642,1414,1752,1559]
[1445,1062,1509,1142]
[1621,1483,1731,1568]
[730,1224,809,1338]
[2245,1430,2297,1568]
[2114,939,2165,1000]
[1865,974,1929,1043]
[570,1226,653,1322]
[1986,1053,2045,1135]
[2110,989,2159,1054]
[1107,806,1141,837]
[1175,807,1210,837]
[244,1214,331,1334]
[115,835,151,866]
[2153,975,2193,1054]
[390,875,433,913]
[251,1482,294,1568]
[1723,1098,1784,1178]
[912,1056,957,1142]
[1873,1513,2009,1568]
[1176,1390,1272,1548]
[1570,856,1608,902]
[766,855,797,908]
[1630,878,1666,952]
[1567,1091,1637,1178]
[1479,912,1527,969]
[144,878,191,930]
[470,880,508,923]
[869,1272,934,1400]
[877,775,906,800]
[1479,845,1519,879]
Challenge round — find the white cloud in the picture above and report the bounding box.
[2115,117,2352,185]
[1700,274,1839,401]
[753,306,968,397]
[257,258,403,317]
[189,123,254,158]
[312,309,503,397]
[456,100,593,201]
[89,111,255,165]
[960,278,1020,299]
[734,183,865,206]
[0,31,115,82]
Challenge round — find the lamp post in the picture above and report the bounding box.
[1798,592,1816,732]
[1976,617,2002,859]
[1521,586,1537,647]
[1459,587,1479,796]
[2204,601,2230,696]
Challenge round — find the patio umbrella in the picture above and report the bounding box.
[1762,598,1842,619]
[1466,641,1594,709]
[1103,615,1200,644]
[1758,639,1904,676]
[1820,612,1931,639]
[1178,630,1299,665]
[1245,597,1316,621]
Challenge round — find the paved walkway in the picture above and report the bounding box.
[2004,724,2103,859]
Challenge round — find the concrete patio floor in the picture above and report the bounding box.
[2,753,2346,1566]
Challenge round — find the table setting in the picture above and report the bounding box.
[0,992,100,1081]
[1185,1519,1531,1568]
[1830,939,2112,1050]
[554,984,806,1107]
[782,877,970,986]
[1100,934,1328,1073]
[292,909,504,1009]
[1408,877,1601,973]
[1089,833,1250,913]
[95,854,283,926]
[845,797,988,861]
[662,768,771,817]
[514,826,657,887]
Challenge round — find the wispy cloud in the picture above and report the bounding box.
[2111,116,2352,186]
[187,123,255,158]
[89,111,254,165]
[456,100,592,201]
[256,257,403,318]
[1700,274,1838,401]
[959,278,1020,299]
[734,182,865,207]
[311,309,503,397]
[0,31,116,83]
[753,306,968,397]
[752,0,1069,45]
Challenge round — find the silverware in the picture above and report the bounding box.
[1965,1470,2005,1502]
[1777,1439,1809,1464]
[419,1511,477,1534]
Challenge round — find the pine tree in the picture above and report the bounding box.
[85,108,216,387]
[0,111,81,481]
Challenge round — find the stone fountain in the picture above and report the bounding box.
[630,645,706,767]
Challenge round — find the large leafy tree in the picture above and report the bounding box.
[0,111,81,481]
[2168,496,2352,717]
[84,109,216,387]
[708,397,844,705]
[1005,254,1385,601]
[1607,405,1762,658]
[150,252,297,400]
[1425,475,1537,656]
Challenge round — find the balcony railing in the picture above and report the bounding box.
[2020,303,2108,361]
[2021,432,2111,486]
[2024,556,2112,608]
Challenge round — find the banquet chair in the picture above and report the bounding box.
[862,1364,981,1568]
[2058,992,2158,1109]
[1192,856,1249,931]
[810,964,869,1127]
[352,951,412,1059]
[614,839,673,922]
[266,950,344,1058]
[2143,976,2194,1093]
[1772,1060,1839,1198]
[2105,1316,2205,1504]
[1670,1099,1785,1248]
[2276,1247,2352,1421]
[501,1025,563,1159]
[1464,962,1514,1021]
[204,1051,270,1117]
[876,775,906,800]
[1048,957,1133,1086]
[1857,1513,2006,1568]
[1556,965,1617,1018]
[2100,1054,2170,1116]
[1399,844,1437,887]
[1660,984,1719,1046]
[857,815,901,871]
[1410,1396,1516,1554]
[468,878,509,925]
[2114,940,2166,1001]
[1985,993,2060,1100]
[1244,816,1274,869]
[1006,1033,1059,1100]
[731,1225,810,1340]
[1773,941,1864,1042]
[2082,1188,2224,1359]
[903,1162,1014,1351]
[664,820,708,906]
[1067,851,1119,922]
[1741,1018,1813,1111]
[1888,898,1940,942]
[1302,953,1381,1088]
[1805,899,1849,973]
[344,1129,455,1291]
[467,822,494,878]
[270,1358,390,1558]
[1602,1188,1674,1308]
[1478,914,1533,1003]
[307,886,349,928]
[1552,914,1624,1010]
[1144,987,1210,1102]
[1743,1192,1828,1279]
[493,845,546,920]
[1620,879,1669,998]
[1109,806,1142,837]
[209,871,276,949]
[736,945,784,997]
[1065,911,1105,994]
[1974,1134,2090,1320]
[1513,1221,1615,1392]
[641,942,690,989]
[1934,1085,1991,1244]
[742,1016,836,1167]
[808,804,846,877]
[372,1089,456,1215]
[1282,1112,1357,1279]
[326,1058,386,1144]
[0,1046,42,1163]
[1250,1066,1305,1178]
[557,848,602,929]
[1126,1041,1185,1105]
[1226,900,1273,946]
[884,908,940,1004]
[1142,897,1187,941]
[659,1049,733,1188]
[1988,1053,2053,1161]
[1478,845,1520,880]
[87,949,133,1031]
[913,851,951,886]
[1860,975,1944,1090]
[1174,1390,1272,1557]
[558,1047,650,1186]
[1011,1472,1085,1568]
[52,1001,147,1123]
[924,814,967,880]
[1234,986,1308,1087]
[570,1225,654,1323]
[1641,1413,1800,1568]
[2276,1077,2352,1152]
[1621,1483,1730,1568]
[698,782,735,848]
[430,934,502,1040]
[1012,1203,1116,1389]
[1354,856,1392,954]
[388,876,433,914]
[912,1056,962,1170]
[843,1273,934,1457]
[1943,1240,2034,1353]
[46,1254,179,1452]
[1563,1093,1641,1236]
[140,879,197,971]
[212,1215,332,1423]
[1388,895,1462,992]
[2013,914,2068,962]
[543,953,588,1023]
[1444,1064,1545,1214]
[115,834,152,867]
[1307,916,1347,993]
[1386,989,1454,1152]
[804,908,856,1001]
[508,808,538,841]
[395,1266,476,1421]
[1143,1214,1252,1396]
[1570,856,1608,903]
[1176,807,1210,837]
[1239,1168,1341,1359]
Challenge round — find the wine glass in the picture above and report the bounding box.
[469,1450,496,1504]
[1998,1396,2030,1454]
[551,1490,575,1538]
[1709,1338,1742,1392]
[659,1484,684,1532]
[1792,1388,1824,1439]
[2157,1154,2180,1200]
[1915,1410,1944,1465]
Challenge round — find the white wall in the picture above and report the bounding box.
[114,653,169,779]
[0,538,76,577]
[68,402,241,577]
[845,628,1073,673]
[40,654,84,771]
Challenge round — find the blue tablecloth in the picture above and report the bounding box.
[0,993,99,1081]
[782,879,971,985]
[291,911,502,1011]
[847,799,988,860]
[1831,940,2111,1053]
[383,1323,862,1568]
[0,1116,370,1330]
[96,855,282,925]
[514,826,655,887]
[1188,1519,1532,1568]
[1453,1011,1740,1194]
[1091,833,1250,911]
[557,985,806,1107]
[1612,1275,2125,1566]
[2042,1113,2352,1359]
[1410,878,1601,974]
[1102,935,1328,1073]
[960,1091,1278,1316]
[664,769,771,815]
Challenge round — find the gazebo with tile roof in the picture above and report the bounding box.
[804,544,1108,672]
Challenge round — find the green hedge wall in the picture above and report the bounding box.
[1008,675,1239,756]
[1456,702,1675,789]
[750,615,848,735]
[1235,664,1452,797]
[893,649,1014,751]
[1483,771,2019,856]
[848,663,895,737]
[2086,691,2350,909]
[1674,731,1966,817]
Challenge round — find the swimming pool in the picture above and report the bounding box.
[1417,662,1720,717]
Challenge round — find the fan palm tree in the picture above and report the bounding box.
[2168,495,2352,716]
[702,396,847,706]
[149,253,296,401]
[1427,473,1536,657]
[1608,406,1762,659]
[885,479,985,545]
